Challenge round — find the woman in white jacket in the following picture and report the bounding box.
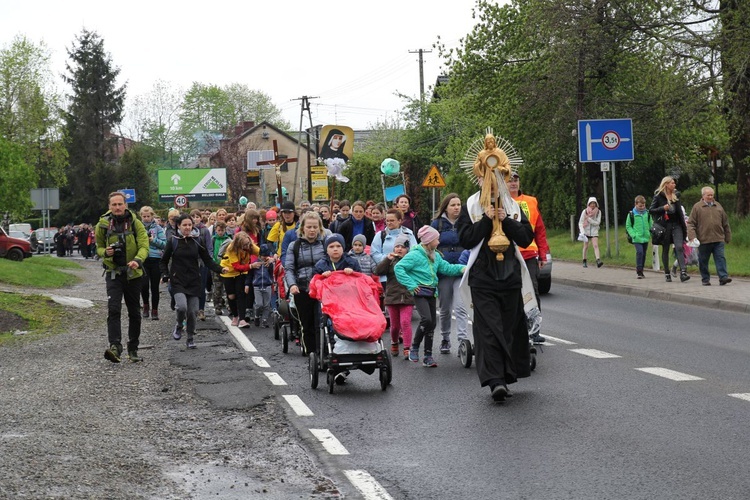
[578,196,603,268]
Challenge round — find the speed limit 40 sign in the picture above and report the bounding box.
[174,195,188,208]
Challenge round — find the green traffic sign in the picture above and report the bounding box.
[157,168,227,201]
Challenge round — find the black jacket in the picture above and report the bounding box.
[160,236,222,297]
[649,192,687,235]
[337,216,376,251]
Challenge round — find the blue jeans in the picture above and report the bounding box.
[698,242,728,282]
[634,242,649,270]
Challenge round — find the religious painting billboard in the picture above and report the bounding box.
[319,125,354,162]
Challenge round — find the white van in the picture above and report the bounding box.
[9,223,33,234]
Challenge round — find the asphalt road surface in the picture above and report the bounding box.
[230,285,750,499]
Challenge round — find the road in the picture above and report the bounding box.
[230,285,750,499]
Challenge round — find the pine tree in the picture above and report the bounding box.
[60,29,125,224]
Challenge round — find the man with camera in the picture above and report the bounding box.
[96,192,150,363]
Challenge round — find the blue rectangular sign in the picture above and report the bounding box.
[578,119,634,163]
[119,188,136,204]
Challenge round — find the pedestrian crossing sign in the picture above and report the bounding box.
[422,165,446,188]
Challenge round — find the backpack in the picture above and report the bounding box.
[626,213,634,244]
[217,238,232,260]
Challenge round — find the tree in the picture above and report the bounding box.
[60,29,125,223]
[117,146,153,209]
[0,137,36,216]
[0,35,67,192]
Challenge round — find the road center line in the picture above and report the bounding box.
[263,372,287,386]
[570,348,621,359]
[635,367,704,381]
[544,335,576,345]
[309,429,349,455]
[251,356,270,368]
[728,393,750,402]
[282,395,314,416]
[220,316,257,352]
[343,470,394,500]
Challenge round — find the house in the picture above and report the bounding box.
[209,121,317,207]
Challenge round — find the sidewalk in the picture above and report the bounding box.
[553,261,750,314]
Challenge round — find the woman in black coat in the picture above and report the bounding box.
[337,200,376,251]
[649,176,689,283]
[160,214,227,348]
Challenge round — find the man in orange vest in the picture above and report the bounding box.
[506,171,549,343]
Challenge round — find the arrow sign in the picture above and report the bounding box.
[119,188,136,204]
[578,119,634,162]
[171,174,181,185]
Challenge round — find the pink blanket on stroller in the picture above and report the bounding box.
[309,272,385,343]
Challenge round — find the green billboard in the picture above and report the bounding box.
[158,168,227,202]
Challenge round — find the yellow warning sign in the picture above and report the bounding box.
[422,165,446,188]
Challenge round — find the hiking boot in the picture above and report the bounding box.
[142,305,149,318]
[172,324,183,340]
[104,344,121,363]
[197,310,206,321]
[186,339,196,349]
[439,340,451,354]
[391,343,399,357]
[423,355,438,367]
[409,348,420,362]
[128,350,143,362]
[680,271,690,282]
[596,259,603,268]
[582,260,588,268]
[403,348,410,359]
[665,274,672,283]
[719,277,732,286]
[151,309,159,320]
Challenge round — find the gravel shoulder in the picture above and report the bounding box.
[0,258,340,499]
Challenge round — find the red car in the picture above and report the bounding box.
[0,227,33,261]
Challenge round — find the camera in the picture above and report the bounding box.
[109,241,124,258]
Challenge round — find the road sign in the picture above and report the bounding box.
[158,168,227,202]
[174,195,188,208]
[578,119,634,163]
[422,165,446,188]
[119,188,136,204]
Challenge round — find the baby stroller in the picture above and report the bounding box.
[458,317,543,371]
[273,259,303,355]
[307,272,392,393]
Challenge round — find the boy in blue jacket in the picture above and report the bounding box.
[245,244,275,327]
[314,234,361,276]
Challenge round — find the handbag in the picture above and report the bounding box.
[415,286,436,297]
[577,233,588,242]
[650,221,667,245]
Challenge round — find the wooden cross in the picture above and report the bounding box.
[257,140,298,206]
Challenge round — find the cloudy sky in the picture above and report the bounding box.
[1,0,494,131]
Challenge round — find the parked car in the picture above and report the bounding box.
[0,227,33,261]
[538,252,552,295]
[34,228,58,254]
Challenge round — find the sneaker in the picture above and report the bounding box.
[128,350,143,362]
[172,324,183,340]
[439,340,451,354]
[665,274,672,283]
[530,333,546,344]
[391,343,399,357]
[596,259,603,268]
[151,309,159,320]
[104,344,121,363]
[403,348,410,359]
[238,320,250,328]
[719,277,732,286]
[142,305,149,318]
[409,349,420,362]
[423,355,438,367]
[637,273,644,279]
[230,317,239,327]
[197,310,206,321]
[186,339,196,349]
[491,384,508,402]
[680,272,690,282]
[702,281,711,286]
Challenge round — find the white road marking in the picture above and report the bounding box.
[220,315,257,352]
[282,395,314,416]
[570,348,621,359]
[635,367,704,381]
[309,428,349,455]
[544,335,576,345]
[343,470,394,500]
[251,356,270,368]
[728,393,750,402]
[263,372,287,385]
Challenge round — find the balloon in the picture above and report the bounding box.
[238,196,248,206]
[380,158,400,175]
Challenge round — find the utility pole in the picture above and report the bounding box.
[291,95,317,203]
[409,48,432,102]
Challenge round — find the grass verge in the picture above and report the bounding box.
[0,292,70,345]
[0,255,83,288]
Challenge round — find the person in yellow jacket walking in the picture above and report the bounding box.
[219,231,260,327]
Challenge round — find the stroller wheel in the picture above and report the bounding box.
[327,371,335,394]
[273,315,280,340]
[384,350,393,385]
[282,326,289,353]
[530,351,537,371]
[379,368,389,391]
[309,352,319,389]
[459,339,473,369]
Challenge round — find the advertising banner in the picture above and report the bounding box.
[158,168,227,201]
